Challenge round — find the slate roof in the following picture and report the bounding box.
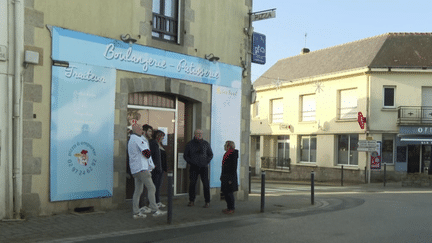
[253,33,432,88]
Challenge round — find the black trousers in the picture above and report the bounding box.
[189,164,210,203]
[151,171,163,204]
[224,191,235,210]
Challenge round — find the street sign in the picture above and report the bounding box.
[357,140,378,152]
[252,32,266,64]
[251,9,276,22]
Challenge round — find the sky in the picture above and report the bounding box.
[251,0,432,83]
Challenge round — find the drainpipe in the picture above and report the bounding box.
[0,0,11,220]
[13,0,24,219]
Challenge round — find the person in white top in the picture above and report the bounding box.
[128,124,166,219]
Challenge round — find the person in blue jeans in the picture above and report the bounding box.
[183,129,213,208]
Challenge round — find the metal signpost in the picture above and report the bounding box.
[357,139,379,184]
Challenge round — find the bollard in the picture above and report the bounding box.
[260,170,265,213]
[365,166,367,184]
[341,165,344,187]
[311,171,314,205]
[249,168,252,194]
[167,172,173,224]
[383,164,386,187]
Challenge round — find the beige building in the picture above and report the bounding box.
[0,0,253,219]
[251,33,432,183]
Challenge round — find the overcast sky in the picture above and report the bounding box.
[251,0,432,83]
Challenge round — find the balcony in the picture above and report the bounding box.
[398,106,432,125]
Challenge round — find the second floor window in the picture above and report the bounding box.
[339,88,357,119]
[253,101,260,118]
[152,0,179,43]
[271,98,283,123]
[383,87,395,108]
[301,94,316,122]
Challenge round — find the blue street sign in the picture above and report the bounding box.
[252,32,266,64]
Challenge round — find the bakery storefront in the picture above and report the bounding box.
[48,26,242,202]
[396,126,432,174]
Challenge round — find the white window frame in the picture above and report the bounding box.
[277,136,290,168]
[337,134,359,166]
[383,86,396,108]
[339,88,357,120]
[301,94,316,122]
[253,101,260,118]
[299,135,317,163]
[271,98,283,123]
[382,134,395,164]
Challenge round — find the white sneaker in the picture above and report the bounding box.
[157,202,166,208]
[133,212,147,219]
[152,210,167,217]
[139,206,152,214]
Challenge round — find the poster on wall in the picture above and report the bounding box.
[50,62,116,201]
[210,85,242,188]
[371,141,382,170]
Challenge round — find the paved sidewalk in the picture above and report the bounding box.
[0,180,417,243]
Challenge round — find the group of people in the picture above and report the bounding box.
[128,124,167,219]
[128,126,239,219]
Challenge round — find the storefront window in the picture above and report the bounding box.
[382,134,394,164]
[300,136,316,162]
[338,134,358,165]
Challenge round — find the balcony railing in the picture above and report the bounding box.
[261,157,290,171]
[398,106,432,124]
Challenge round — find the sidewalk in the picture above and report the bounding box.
[0,181,410,243]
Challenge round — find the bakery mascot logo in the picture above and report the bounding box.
[68,142,97,176]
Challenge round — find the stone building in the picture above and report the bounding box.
[0,0,253,219]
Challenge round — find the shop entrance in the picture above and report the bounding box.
[408,145,420,173]
[126,93,192,199]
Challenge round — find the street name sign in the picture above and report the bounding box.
[357,140,378,152]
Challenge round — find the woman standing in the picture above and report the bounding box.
[150,130,167,208]
[220,140,239,214]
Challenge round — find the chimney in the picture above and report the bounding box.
[301,48,310,54]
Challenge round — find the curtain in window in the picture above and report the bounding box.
[302,95,316,121]
[340,89,357,119]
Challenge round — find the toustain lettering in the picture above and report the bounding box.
[65,66,106,83]
[103,43,220,79]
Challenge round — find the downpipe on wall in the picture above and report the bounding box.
[13,0,24,219]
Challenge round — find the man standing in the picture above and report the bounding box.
[128,124,166,219]
[184,129,214,208]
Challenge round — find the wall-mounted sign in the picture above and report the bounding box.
[252,32,266,64]
[50,63,115,201]
[251,9,276,22]
[49,26,241,89]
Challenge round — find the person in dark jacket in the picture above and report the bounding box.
[183,129,214,208]
[149,129,166,208]
[220,140,238,214]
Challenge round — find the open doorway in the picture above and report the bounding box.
[126,93,192,199]
[407,145,420,173]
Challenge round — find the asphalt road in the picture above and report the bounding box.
[81,184,432,243]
